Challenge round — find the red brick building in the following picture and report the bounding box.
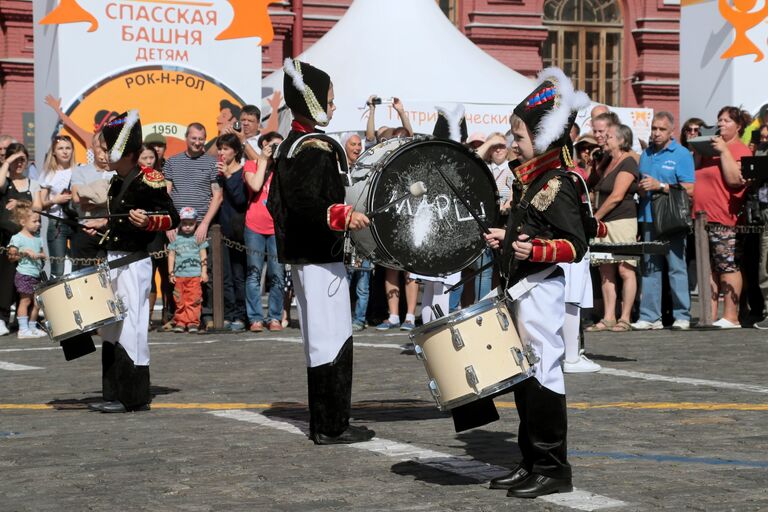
[1,0,680,144]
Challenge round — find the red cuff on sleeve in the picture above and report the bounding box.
[596,220,608,239]
[327,204,353,232]
[529,239,577,263]
[145,215,173,232]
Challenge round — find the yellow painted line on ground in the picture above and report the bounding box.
[1,402,767,412]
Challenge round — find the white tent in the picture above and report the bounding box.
[261,0,534,135]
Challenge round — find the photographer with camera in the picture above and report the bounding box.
[364,94,413,148]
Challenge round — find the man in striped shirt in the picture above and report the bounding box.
[164,122,223,328]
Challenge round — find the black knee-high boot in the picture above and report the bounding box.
[513,378,534,471]
[113,343,151,411]
[520,378,571,480]
[102,342,116,401]
[306,337,374,444]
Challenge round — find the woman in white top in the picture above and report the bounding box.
[39,134,76,277]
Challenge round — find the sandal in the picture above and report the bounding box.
[586,319,616,332]
[611,320,631,332]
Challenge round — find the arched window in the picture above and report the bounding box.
[542,0,623,105]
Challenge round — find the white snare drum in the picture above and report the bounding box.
[409,297,536,411]
[34,264,126,342]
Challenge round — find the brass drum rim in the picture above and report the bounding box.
[410,297,508,339]
[34,263,110,294]
[434,371,533,411]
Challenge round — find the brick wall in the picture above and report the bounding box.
[0,0,34,141]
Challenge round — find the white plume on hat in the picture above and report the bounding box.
[532,67,591,153]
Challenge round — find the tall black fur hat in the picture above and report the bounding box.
[513,67,590,154]
[283,59,331,126]
[102,110,143,163]
[433,105,468,143]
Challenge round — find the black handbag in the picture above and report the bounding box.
[651,184,692,238]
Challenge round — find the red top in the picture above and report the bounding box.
[244,160,275,235]
[692,139,750,226]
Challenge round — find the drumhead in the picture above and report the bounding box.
[366,138,498,276]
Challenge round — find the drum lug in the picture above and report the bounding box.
[496,311,509,331]
[523,345,540,365]
[64,282,73,299]
[73,310,83,329]
[116,298,127,314]
[511,347,525,368]
[98,272,108,288]
[34,294,43,308]
[450,326,464,350]
[465,365,480,393]
[413,344,426,361]
[475,316,483,326]
[428,379,441,402]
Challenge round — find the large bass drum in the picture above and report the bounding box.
[345,137,498,277]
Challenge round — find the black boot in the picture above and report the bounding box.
[90,343,151,413]
[506,379,571,498]
[102,342,116,401]
[307,338,374,445]
[489,464,530,490]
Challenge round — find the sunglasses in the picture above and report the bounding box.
[685,126,700,133]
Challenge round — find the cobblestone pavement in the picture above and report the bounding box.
[2,322,767,511]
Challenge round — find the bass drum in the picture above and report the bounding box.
[346,137,498,277]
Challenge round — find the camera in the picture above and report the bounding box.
[233,121,242,132]
[270,143,279,155]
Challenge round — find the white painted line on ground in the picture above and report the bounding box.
[209,409,626,511]
[243,336,405,349]
[0,361,43,371]
[0,338,223,353]
[599,368,768,394]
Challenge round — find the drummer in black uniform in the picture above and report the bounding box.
[84,111,179,413]
[268,59,375,444]
[484,68,593,498]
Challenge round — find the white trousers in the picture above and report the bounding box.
[510,274,566,394]
[293,263,353,367]
[100,252,152,366]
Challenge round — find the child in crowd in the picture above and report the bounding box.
[168,207,208,333]
[7,203,46,339]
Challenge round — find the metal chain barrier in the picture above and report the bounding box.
[704,224,765,234]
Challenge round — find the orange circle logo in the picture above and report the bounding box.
[61,66,245,162]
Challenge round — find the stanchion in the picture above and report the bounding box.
[694,211,713,326]
[210,224,224,330]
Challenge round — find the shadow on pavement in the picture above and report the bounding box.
[585,352,637,362]
[46,385,180,410]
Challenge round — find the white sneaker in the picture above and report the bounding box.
[713,318,741,329]
[28,327,47,338]
[563,355,601,373]
[671,319,690,330]
[17,328,45,339]
[630,319,663,330]
[0,319,8,336]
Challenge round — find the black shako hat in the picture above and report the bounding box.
[102,110,143,163]
[513,67,591,154]
[283,59,331,127]
[433,105,468,143]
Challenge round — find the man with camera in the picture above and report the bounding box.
[632,112,695,331]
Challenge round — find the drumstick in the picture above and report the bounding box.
[434,168,491,234]
[366,182,427,219]
[83,211,168,219]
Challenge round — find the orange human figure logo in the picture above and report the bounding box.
[719,0,768,62]
[39,0,98,33]
[216,0,281,45]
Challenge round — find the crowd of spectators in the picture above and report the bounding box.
[1,96,767,339]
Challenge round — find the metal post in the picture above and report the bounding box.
[292,0,303,57]
[211,224,224,330]
[694,211,713,326]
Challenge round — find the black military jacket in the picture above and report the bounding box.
[104,166,180,253]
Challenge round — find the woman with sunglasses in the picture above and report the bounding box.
[680,117,706,151]
[39,135,76,277]
[0,143,42,336]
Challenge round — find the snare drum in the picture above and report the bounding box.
[345,137,498,277]
[409,297,535,411]
[34,264,126,342]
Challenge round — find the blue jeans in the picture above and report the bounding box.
[347,260,371,325]
[638,222,691,322]
[245,227,285,323]
[46,220,73,277]
[472,248,494,301]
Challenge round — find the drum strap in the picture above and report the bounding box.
[107,251,149,270]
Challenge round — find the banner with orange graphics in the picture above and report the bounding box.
[33,0,277,164]
[681,0,768,123]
